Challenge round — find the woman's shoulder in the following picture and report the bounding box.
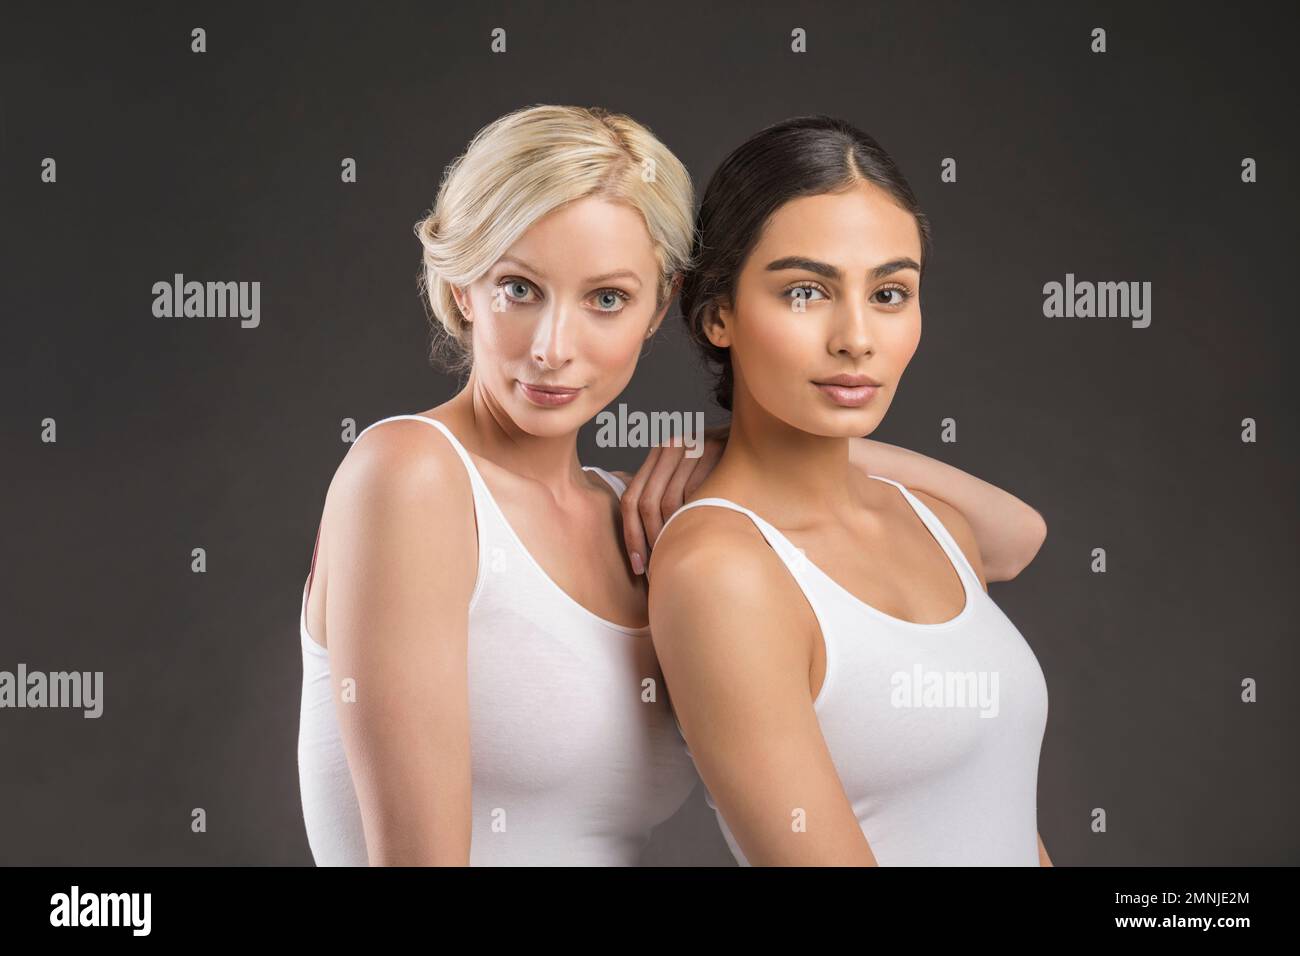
[646,500,814,661]
[308,409,480,647]
[341,409,468,482]
[648,500,792,603]
[326,411,477,532]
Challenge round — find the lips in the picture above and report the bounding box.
[812,373,881,408]
[520,382,580,394]
[517,380,583,407]
[813,373,882,387]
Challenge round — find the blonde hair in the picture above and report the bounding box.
[414,104,696,370]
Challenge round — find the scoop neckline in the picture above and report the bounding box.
[690,475,976,633]
[402,415,651,637]
[802,475,976,631]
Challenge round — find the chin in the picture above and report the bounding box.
[513,407,587,436]
[790,407,886,438]
[822,419,883,439]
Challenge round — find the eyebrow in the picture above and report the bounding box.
[496,257,643,288]
[764,255,921,281]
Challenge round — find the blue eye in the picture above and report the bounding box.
[589,288,630,313]
[500,279,536,302]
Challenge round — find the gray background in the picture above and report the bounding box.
[3,0,1296,865]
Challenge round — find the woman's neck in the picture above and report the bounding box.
[705,397,863,525]
[436,376,588,495]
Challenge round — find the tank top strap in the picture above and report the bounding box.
[657,497,807,569]
[583,465,627,498]
[657,497,819,750]
[355,414,492,499]
[863,473,980,585]
[352,414,497,610]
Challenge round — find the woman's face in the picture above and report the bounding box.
[453,195,669,437]
[711,180,923,438]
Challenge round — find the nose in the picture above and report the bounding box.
[827,296,874,358]
[532,301,575,370]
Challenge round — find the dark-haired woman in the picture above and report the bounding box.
[646,116,1053,866]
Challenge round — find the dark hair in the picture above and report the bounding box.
[680,115,933,411]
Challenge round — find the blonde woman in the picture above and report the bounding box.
[296,105,1046,866]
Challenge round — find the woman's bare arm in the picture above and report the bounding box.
[617,431,1043,584]
[648,508,878,866]
[850,438,1046,583]
[321,422,477,865]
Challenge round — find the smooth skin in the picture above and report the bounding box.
[304,196,674,864]
[648,180,1053,866]
[303,197,1049,867]
[619,431,1046,582]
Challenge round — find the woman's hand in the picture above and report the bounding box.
[619,424,728,574]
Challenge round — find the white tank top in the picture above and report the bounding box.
[297,414,699,865]
[656,474,1049,866]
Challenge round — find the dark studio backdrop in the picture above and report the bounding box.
[3,1,1296,866]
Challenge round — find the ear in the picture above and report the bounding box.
[702,297,732,349]
[449,284,473,322]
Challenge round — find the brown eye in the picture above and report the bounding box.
[784,282,828,303]
[875,285,913,306]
